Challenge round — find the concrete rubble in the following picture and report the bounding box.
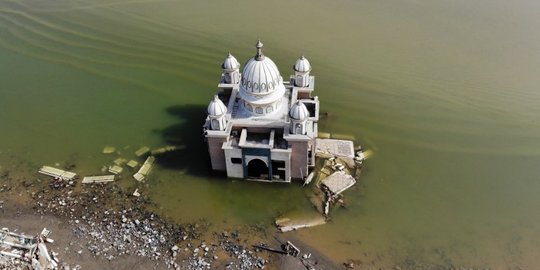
[0,227,59,270]
[275,138,367,232]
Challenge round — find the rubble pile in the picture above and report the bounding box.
[0,228,60,270]
[29,177,270,269]
[31,179,192,269]
[217,231,268,270]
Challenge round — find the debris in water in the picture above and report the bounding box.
[150,145,184,156]
[108,165,123,175]
[102,146,116,154]
[113,158,127,166]
[134,156,155,182]
[126,160,139,168]
[134,146,150,157]
[81,175,116,184]
[275,214,327,232]
[38,166,77,181]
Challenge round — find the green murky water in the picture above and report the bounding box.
[2,0,540,267]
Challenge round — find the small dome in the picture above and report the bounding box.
[240,40,286,95]
[207,95,228,116]
[222,53,240,71]
[294,56,311,72]
[289,100,310,121]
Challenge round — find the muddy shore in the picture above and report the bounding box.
[0,168,341,270]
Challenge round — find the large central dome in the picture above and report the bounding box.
[240,41,284,95]
[238,41,286,115]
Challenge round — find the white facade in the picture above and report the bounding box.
[204,41,319,182]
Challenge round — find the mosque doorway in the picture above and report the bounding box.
[247,159,269,180]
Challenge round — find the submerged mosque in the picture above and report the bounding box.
[203,40,319,182]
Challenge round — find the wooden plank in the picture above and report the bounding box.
[38,166,76,180]
[133,156,155,182]
[82,175,115,184]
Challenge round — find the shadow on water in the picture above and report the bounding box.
[155,104,225,179]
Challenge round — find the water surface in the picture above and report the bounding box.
[1,0,540,267]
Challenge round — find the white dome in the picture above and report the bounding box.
[207,95,227,116]
[222,53,240,71]
[294,56,311,72]
[289,100,310,121]
[240,40,285,95]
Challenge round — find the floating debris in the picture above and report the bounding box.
[102,146,116,154]
[150,145,184,156]
[303,172,315,186]
[275,214,327,232]
[113,158,127,166]
[81,175,115,184]
[38,166,76,181]
[134,146,150,157]
[108,165,123,175]
[133,156,155,182]
[126,160,139,168]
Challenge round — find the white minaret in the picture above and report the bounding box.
[207,95,228,131]
[293,55,311,87]
[222,53,240,84]
[289,100,310,135]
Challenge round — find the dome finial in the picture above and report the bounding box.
[255,39,264,61]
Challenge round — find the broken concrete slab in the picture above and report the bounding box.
[113,158,127,166]
[108,165,123,175]
[126,160,139,168]
[133,156,155,182]
[315,139,355,158]
[81,175,115,184]
[321,171,356,196]
[134,147,150,157]
[275,213,327,232]
[38,166,76,181]
[150,145,184,156]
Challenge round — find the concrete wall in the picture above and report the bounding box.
[223,147,243,178]
[271,149,292,181]
[207,137,227,171]
[288,141,309,179]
